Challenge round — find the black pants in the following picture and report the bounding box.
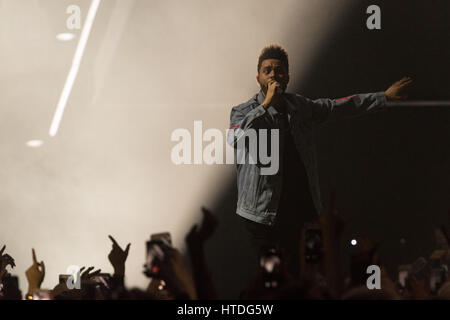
[239,194,317,279]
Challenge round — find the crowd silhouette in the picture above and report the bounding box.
[1,203,449,300]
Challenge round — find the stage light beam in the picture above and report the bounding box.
[49,0,101,137]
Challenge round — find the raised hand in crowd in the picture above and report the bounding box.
[162,248,198,299]
[80,266,102,280]
[25,248,45,297]
[108,235,131,277]
[52,266,101,300]
[185,207,219,299]
[0,245,16,281]
[146,245,198,300]
[319,191,345,296]
[186,207,218,251]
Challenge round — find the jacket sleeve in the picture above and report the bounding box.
[227,104,269,149]
[307,92,387,125]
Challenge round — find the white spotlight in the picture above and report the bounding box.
[56,33,76,42]
[26,140,44,148]
[351,239,357,246]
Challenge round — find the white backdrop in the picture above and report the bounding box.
[0,0,350,295]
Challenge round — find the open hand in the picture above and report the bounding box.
[385,76,413,101]
[80,266,102,280]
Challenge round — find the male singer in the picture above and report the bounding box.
[228,44,412,276]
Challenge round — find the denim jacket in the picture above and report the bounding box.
[227,91,387,226]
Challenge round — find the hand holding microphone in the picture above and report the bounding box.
[262,79,283,109]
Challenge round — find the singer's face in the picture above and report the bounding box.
[256,59,289,95]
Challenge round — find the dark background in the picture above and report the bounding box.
[203,0,450,298]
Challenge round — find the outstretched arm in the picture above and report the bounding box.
[308,77,413,124]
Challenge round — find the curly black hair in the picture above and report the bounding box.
[257,44,289,73]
